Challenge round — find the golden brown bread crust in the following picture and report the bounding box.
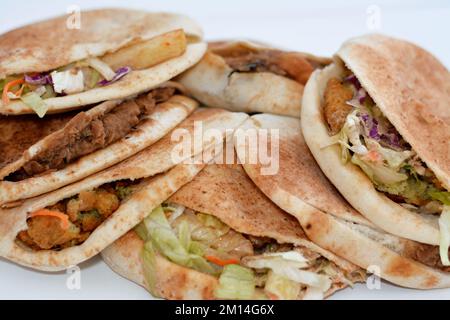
[0,95,197,205]
[177,40,331,118]
[235,114,369,226]
[103,230,220,300]
[0,108,248,271]
[169,162,307,242]
[103,162,362,299]
[0,9,203,78]
[298,208,449,289]
[337,34,450,189]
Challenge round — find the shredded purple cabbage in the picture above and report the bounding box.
[360,113,380,140]
[24,73,52,85]
[98,67,131,86]
[356,88,367,104]
[344,74,361,90]
[361,113,402,148]
[381,132,401,148]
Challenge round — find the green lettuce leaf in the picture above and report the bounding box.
[20,92,48,118]
[141,241,159,296]
[429,191,450,206]
[142,206,216,275]
[351,154,408,185]
[214,264,255,299]
[264,270,301,300]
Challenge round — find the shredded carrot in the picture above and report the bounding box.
[28,209,70,230]
[205,255,239,267]
[13,84,25,97]
[2,78,25,104]
[364,150,382,163]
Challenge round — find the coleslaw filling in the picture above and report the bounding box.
[323,72,450,265]
[137,203,365,299]
[0,29,188,116]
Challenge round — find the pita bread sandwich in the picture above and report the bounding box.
[0,87,197,205]
[0,9,209,205]
[102,159,366,300]
[177,40,330,117]
[235,113,450,289]
[0,9,206,116]
[0,108,248,271]
[301,34,450,263]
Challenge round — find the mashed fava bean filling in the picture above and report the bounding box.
[17,179,140,250]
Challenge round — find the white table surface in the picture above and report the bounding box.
[0,0,449,300]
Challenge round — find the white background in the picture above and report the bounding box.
[0,0,449,300]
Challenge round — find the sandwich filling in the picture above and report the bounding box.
[2,87,175,181]
[136,204,365,300]
[211,45,328,85]
[16,179,142,250]
[323,70,450,265]
[0,29,187,116]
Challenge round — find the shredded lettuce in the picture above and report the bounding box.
[344,112,368,155]
[141,241,159,296]
[365,139,413,169]
[85,69,101,89]
[351,154,408,185]
[163,203,185,223]
[214,264,255,299]
[270,267,331,292]
[142,206,216,275]
[438,206,450,266]
[41,84,56,99]
[429,191,450,206]
[86,57,116,81]
[264,270,301,300]
[327,110,367,164]
[263,251,309,262]
[134,222,148,241]
[242,251,331,294]
[178,220,191,251]
[189,240,207,256]
[173,212,222,243]
[243,251,309,270]
[20,92,48,118]
[197,213,230,233]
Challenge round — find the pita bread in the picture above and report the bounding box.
[0,94,197,205]
[0,108,248,271]
[102,161,364,300]
[0,9,207,114]
[235,113,450,289]
[301,62,444,245]
[176,40,330,117]
[337,34,450,190]
[103,230,219,300]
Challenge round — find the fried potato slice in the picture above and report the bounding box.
[102,29,187,70]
